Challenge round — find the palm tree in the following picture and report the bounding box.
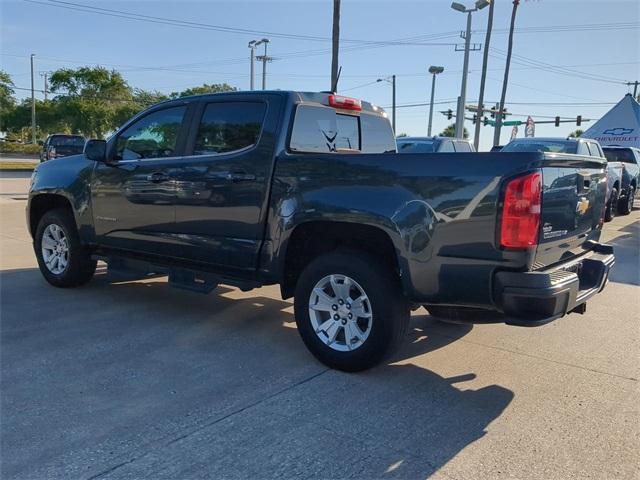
[441,123,469,139]
[568,129,584,138]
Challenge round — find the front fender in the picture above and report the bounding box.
[28,155,96,242]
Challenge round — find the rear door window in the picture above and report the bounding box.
[454,141,472,152]
[439,140,455,152]
[193,102,266,155]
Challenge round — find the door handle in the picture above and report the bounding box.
[147,172,170,183]
[225,172,256,182]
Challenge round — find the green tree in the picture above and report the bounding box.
[0,70,16,131]
[49,67,135,138]
[568,129,584,138]
[440,123,469,139]
[170,83,236,98]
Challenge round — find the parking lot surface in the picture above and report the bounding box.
[1,174,639,479]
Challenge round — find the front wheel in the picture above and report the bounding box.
[34,208,96,287]
[618,186,635,215]
[294,251,409,372]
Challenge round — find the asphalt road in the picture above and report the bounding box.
[1,177,638,479]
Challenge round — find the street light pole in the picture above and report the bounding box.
[427,66,444,137]
[377,76,396,133]
[248,41,256,90]
[30,54,36,144]
[392,74,396,134]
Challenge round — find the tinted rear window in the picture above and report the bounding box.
[50,136,85,147]
[502,141,577,154]
[603,148,637,164]
[289,105,394,153]
[397,140,436,153]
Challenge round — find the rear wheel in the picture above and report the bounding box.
[294,251,409,372]
[34,208,96,287]
[604,187,618,222]
[618,186,635,215]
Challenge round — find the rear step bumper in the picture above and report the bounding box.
[494,243,615,326]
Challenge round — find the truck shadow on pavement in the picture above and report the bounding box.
[1,267,514,479]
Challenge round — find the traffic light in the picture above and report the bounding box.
[447,109,453,120]
[555,116,560,127]
[502,108,508,120]
[483,117,489,126]
[576,115,582,126]
[472,114,477,124]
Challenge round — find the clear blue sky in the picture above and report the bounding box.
[1,0,638,150]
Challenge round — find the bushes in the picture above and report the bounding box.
[0,141,41,155]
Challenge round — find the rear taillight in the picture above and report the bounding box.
[500,172,542,249]
[328,94,362,111]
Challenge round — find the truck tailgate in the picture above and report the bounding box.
[534,154,607,268]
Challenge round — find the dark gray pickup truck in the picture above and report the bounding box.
[28,91,614,371]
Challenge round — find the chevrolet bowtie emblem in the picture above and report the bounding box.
[576,197,590,215]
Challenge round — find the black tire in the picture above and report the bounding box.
[425,305,502,324]
[294,251,410,372]
[34,208,96,288]
[618,186,635,215]
[604,187,618,222]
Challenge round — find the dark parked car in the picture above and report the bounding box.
[28,91,613,371]
[502,137,624,221]
[40,134,86,162]
[602,146,639,215]
[397,136,475,153]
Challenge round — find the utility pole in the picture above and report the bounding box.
[626,81,639,97]
[255,39,272,90]
[473,0,495,150]
[331,0,341,91]
[451,1,489,139]
[427,66,444,136]
[494,0,520,146]
[456,10,473,139]
[30,54,36,144]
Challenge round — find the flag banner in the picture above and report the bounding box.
[525,116,535,137]
[510,125,518,140]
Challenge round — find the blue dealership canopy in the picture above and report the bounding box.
[582,94,640,148]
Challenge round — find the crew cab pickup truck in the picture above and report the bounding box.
[28,91,615,371]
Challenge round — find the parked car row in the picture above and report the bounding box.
[398,135,638,220]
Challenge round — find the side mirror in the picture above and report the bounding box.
[84,139,107,162]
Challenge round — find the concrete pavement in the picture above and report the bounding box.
[1,181,638,479]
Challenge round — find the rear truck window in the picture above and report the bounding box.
[289,104,395,154]
[604,149,636,164]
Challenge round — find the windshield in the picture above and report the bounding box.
[502,140,577,154]
[397,140,437,154]
[50,136,85,147]
[603,148,637,164]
